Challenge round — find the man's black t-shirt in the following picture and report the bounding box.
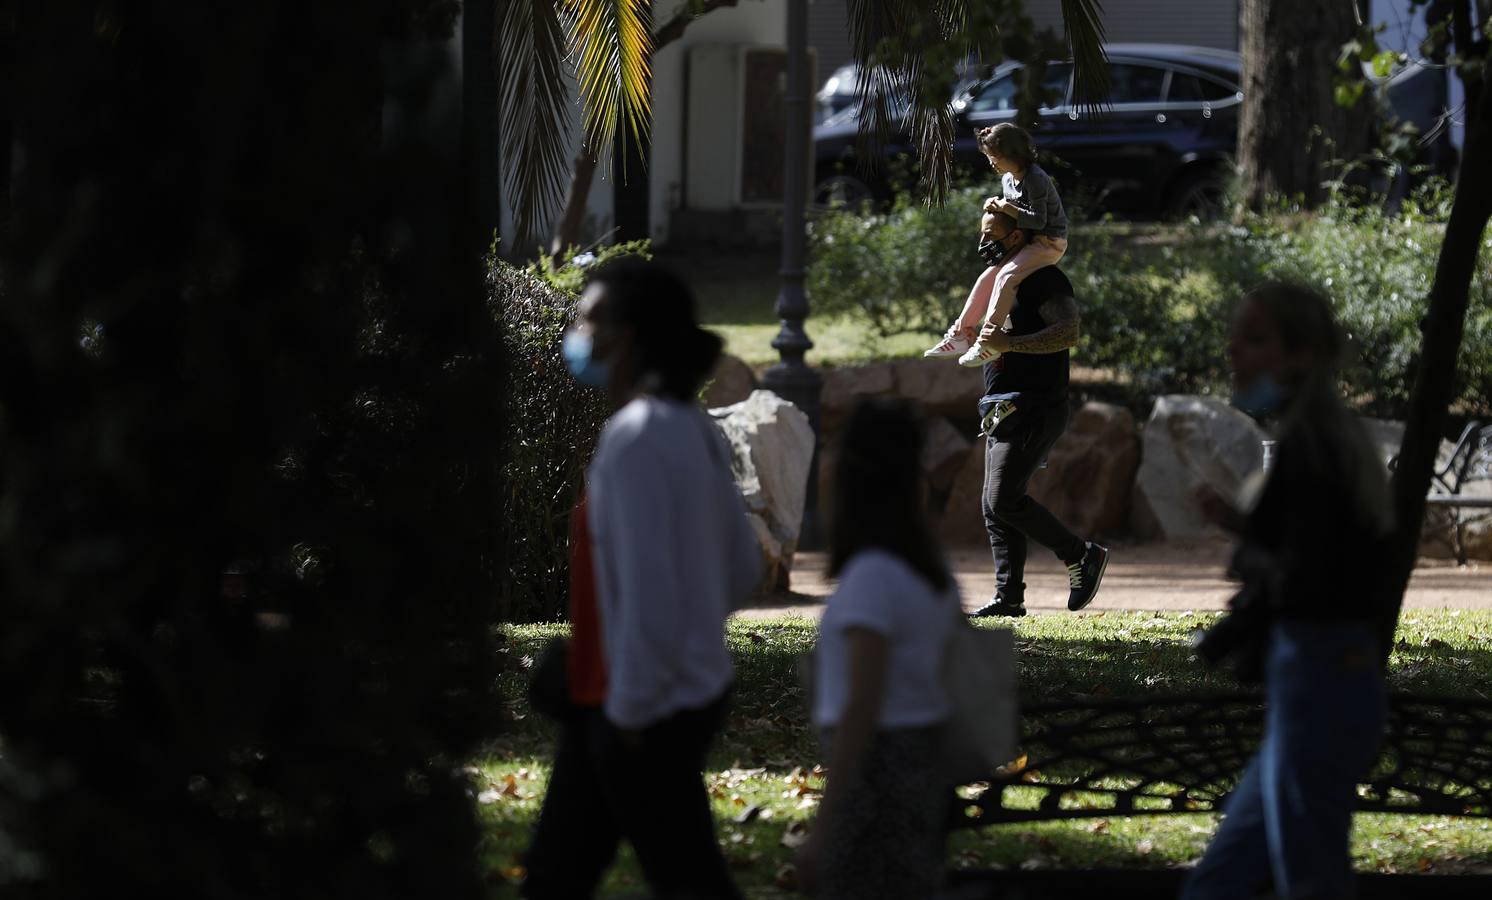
[983,265,1073,396]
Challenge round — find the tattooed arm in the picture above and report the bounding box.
[984,294,1080,354]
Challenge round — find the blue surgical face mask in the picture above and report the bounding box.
[562,330,611,389]
[1231,372,1286,418]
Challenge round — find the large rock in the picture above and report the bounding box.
[819,358,986,431]
[938,441,990,547]
[936,402,1138,546]
[890,358,986,418]
[1029,402,1139,538]
[701,353,757,409]
[923,415,974,492]
[820,362,895,431]
[1133,395,1267,540]
[710,390,816,591]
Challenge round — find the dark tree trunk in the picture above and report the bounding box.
[1385,24,1492,619]
[463,0,501,243]
[1238,0,1370,209]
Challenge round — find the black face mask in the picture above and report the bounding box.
[979,234,1015,267]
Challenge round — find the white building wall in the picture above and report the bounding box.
[648,0,787,244]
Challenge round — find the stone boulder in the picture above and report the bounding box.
[922,415,974,493]
[819,362,896,431]
[938,440,990,547]
[710,390,816,591]
[936,402,1139,546]
[890,358,986,419]
[1132,395,1267,540]
[820,358,987,431]
[701,353,757,410]
[1029,402,1139,538]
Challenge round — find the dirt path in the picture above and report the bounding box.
[737,538,1492,620]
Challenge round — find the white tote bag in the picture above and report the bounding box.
[941,604,1020,784]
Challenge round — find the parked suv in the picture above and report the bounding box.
[814,44,1244,219]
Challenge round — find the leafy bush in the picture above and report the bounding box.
[529,239,652,296]
[492,260,608,623]
[1,8,507,898]
[1233,190,1492,417]
[807,188,986,335]
[807,182,1492,417]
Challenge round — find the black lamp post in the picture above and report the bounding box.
[760,0,823,547]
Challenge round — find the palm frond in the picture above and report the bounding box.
[498,0,573,249]
[1060,0,1110,115]
[563,0,653,169]
[912,103,956,206]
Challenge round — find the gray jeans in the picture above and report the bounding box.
[981,395,1085,599]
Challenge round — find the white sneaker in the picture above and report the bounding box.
[923,328,973,359]
[958,342,1001,367]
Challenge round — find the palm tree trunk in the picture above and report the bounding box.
[549,146,599,255]
[1385,59,1492,621]
[546,0,740,254]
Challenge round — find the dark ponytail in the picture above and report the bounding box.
[586,258,722,402]
[828,397,951,592]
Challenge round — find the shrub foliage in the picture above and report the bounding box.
[1,5,506,898]
[492,260,607,623]
[808,184,1492,417]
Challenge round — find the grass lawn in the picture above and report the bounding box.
[477,611,1492,896]
[657,248,934,368]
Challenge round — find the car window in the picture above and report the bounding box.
[969,73,1019,113]
[1108,64,1166,104]
[1039,63,1071,107]
[1201,77,1239,101]
[1167,73,1205,103]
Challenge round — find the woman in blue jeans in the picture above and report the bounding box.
[1186,282,1395,900]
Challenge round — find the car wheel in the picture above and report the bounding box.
[1164,169,1227,222]
[812,174,876,210]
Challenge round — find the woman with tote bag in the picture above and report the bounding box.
[798,397,1009,899]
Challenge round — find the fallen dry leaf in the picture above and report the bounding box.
[735,804,763,824]
[1136,839,1155,856]
[1089,820,1111,834]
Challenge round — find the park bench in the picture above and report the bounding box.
[947,692,1492,898]
[1387,420,1492,564]
[1418,421,1492,564]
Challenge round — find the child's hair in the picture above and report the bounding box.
[976,123,1036,169]
[828,397,951,592]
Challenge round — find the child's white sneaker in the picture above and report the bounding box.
[958,341,1001,367]
[923,327,973,359]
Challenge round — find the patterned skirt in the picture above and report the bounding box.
[817,724,950,900]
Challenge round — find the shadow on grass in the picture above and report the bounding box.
[483,614,1492,895]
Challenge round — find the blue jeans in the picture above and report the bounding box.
[1182,621,1386,900]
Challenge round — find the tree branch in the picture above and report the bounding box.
[653,0,740,51]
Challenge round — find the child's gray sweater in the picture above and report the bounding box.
[1002,164,1068,240]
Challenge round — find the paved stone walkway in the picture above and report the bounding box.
[737,538,1492,619]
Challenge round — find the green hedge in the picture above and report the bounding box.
[492,260,608,623]
[807,185,1492,417]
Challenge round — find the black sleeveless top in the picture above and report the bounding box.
[983,265,1073,396]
